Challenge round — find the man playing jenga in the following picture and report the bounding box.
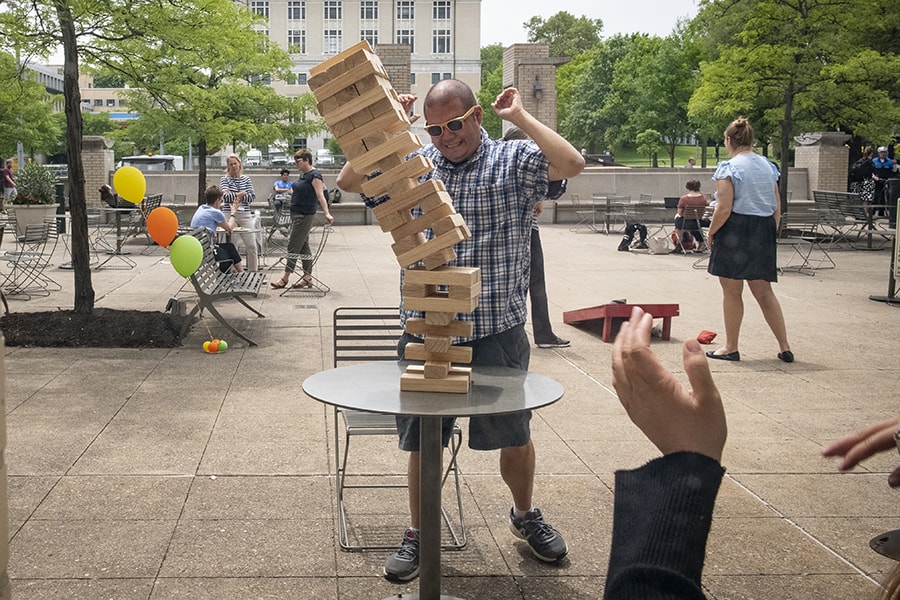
[337,79,585,582]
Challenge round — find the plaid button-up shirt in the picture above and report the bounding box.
[366,129,564,341]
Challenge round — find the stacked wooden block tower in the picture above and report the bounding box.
[308,41,479,393]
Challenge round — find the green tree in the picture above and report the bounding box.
[0,52,60,158]
[557,35,636,153]
[477,45,504,138]
[603,30,701,166]
[636,129,663,167]
[689,0,900,207]
[99,3,299,204]
[525,12,602,58]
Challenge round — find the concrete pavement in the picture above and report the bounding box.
[4,223,900,599]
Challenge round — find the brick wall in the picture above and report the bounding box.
[83,136,116,207]
[501,44,565,132]
[375,44,411,95]
[794,133,850,193]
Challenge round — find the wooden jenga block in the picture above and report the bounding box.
[334,108,409,151]
[404,343,473,364]
[391,232,426,257]
[396,226,467,268]
[423,246,457,270]
[405,266,481,287]
[351,132,422,175]
[400,369,471,393]
[425,311,456,326]
[449,279,481,301]
[313,61,388,105]
[308,40,378,86]
[403,290,478,314]
[402,282,437,297]
[389,201,455,242]
[424,335,452,354]
[378,210,414,232]
[371,180,446,223]
[317,78,399,124]
[360,156,434,198]
[404,318,474,338]
[423,360,451,379]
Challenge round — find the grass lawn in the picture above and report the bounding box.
[612,145,727,168]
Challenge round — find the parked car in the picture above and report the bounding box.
[316,149,335,165]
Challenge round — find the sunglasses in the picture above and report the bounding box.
[424,105,478,137]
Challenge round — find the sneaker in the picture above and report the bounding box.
[633,241,649,250]
[509,508,568,562]
[383,528,420,582]
[536,337,570,349]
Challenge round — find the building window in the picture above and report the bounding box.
[251,1,269,18]
[410,72,416,85]
[324,29,343,54]
[106,98,116,106]
[93,99,102,106]
[288,29,306,53]
[288,0,305,20]
[433,0,450,20]
[433,29,450,53]
[431,72,440,84]
[443,72,451,80]
[297,73,308,85]
[324,0,342,20]
[360,0,377,19]
[118,99,127,106]
[361,29,378,48]
[396,29,414,52]
[397,0,414,20]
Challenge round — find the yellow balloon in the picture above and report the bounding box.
[113,166,146,204]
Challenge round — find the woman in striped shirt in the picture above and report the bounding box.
[219,154,259,271]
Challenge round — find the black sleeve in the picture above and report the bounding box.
[604,452,725,600]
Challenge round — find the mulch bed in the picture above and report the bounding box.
[0,308,191,348]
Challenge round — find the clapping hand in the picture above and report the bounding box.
[612,306,727,462]
[822,416,900,487]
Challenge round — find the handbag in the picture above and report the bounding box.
[647,236,670,255]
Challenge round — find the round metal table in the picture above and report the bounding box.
[303,362,564,600]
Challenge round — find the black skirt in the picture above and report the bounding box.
[707,212,778,282]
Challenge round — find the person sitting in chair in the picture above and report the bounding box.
[672,179,710,254]
[190,185,244,273]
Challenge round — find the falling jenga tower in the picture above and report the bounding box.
[308,41,478,393]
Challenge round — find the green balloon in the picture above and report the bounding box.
[169,235,203,278]
[217,340,228,352]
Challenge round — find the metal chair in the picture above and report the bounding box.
[1,220,60,300]
[332,306,466,552]
[777,212,836,276]
[271,218,333,297]
[569,194,599,233]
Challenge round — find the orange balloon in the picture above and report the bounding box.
[147,207,179,248]
[209,340,219,353]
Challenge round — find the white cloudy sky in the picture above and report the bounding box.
[480,0,700,46]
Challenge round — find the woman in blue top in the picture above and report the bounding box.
[706,117,793,364]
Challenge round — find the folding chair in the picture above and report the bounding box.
[332,306,466,552]
[274,220,333,297]
[569,194,599,233]
[777,212,836,276]
[1,220,60,300]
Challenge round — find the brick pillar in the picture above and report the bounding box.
[502,44,569,133]
[793,132,851,193]
[82,136,116,208]
[375,44,411,94]
[0,335,8,600]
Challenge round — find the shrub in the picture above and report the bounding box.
[11,161,57,205]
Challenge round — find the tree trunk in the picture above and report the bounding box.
[54,0,94,314]
[197,138,208,205]
[779,78,795,214]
